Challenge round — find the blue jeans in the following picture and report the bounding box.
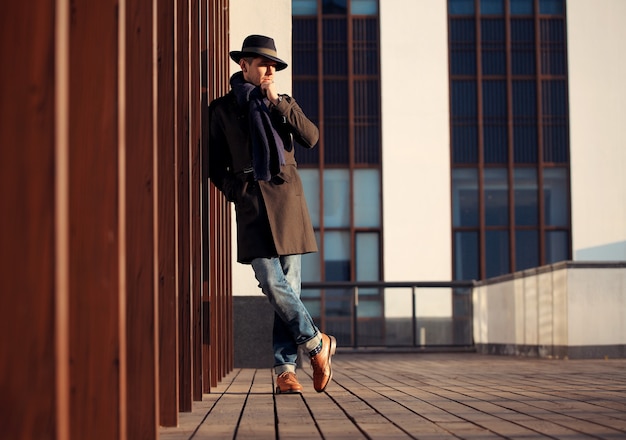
[251,255,320,371]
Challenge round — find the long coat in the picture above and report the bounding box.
[208,90,319,263]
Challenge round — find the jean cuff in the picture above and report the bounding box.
[274,363,297,375]
[302,333,322,354]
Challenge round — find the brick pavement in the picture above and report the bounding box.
[160,352,626,439]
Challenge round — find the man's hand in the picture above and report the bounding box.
[260,80,280,106]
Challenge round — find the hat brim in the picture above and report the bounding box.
[230,51,288,71]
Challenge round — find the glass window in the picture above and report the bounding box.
[541,19,566,75]
[486,230,509,278]
[293,20,319,75]
[354,169,380,227]
[512,80,537,163]
[481,19,506,75]
[323,19,348,75]
[293,0,317,15]
[515,230,538,271]
[352,20,379,75]
[448,0,570,279]
[323,0,347,14]
[324,80,349,164]
[300,169,321,227]
[351,0,377,15]
[323,169,350,227]
[450,19,476,76]
[302,231,322,298]
[511,19,535,74]
[354,79,381,164]
[451,81,479,164]
[481,0,503,15]
[452,81,477,117]
[540,0,563,15]
[545,230,568,264]
[452,125,479,164]
[455,231,479,280]
[483,80,507,118]
[452,168,479,227]
[356,232,379,296]
[357,300,382,317]
[514,168,538,226]
[543,167,569,226]
[484,168,509,226]
[483,80,508,163]
[511,0,533,15]
[449,0,475,15]
[324,231,350,278]
[302,231,322,317]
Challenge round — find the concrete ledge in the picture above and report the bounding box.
[476,343,626,359]
[473,261,626,359]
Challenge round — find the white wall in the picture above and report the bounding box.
[229,0,293,296]
[380,1,452,317]
[568,0,626,261]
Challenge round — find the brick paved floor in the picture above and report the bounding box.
[159,352,626,439]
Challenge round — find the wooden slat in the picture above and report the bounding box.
[160,354,626,440]
[68,0,123,437]
[190,0,204,403]
[124,0,158,437]
[157,0,180,428]
[177,0,193,413]
[236,370,276,438]
[193,370,254,439]
[201,2,211,394]
[0,1,57,438]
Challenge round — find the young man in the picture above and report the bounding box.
[208,34,336,394]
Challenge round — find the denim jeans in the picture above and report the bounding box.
[251,255,320,371]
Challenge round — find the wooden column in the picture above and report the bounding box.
[0,1,58,438]
[176,0,193,413]
[68,0,124,438]
[123,0,158,437]
[190,0,204,402]
[157,0,180,429]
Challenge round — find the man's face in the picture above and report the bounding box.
[242,56,277,86]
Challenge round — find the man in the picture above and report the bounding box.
[208,34,336,394]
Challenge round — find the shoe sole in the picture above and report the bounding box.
[275,387,302,395]
[316,335,337,393]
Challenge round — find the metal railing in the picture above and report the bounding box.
[301,280,476,350]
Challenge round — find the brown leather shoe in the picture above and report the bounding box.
[310,333,337,392]
[275,372,303,394]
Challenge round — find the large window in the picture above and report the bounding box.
[449,0,571,280]
[293,0,382,344]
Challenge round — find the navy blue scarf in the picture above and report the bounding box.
[230,72,285,181]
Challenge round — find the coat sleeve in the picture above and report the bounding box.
[272,95,319,149]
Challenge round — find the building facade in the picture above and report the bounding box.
[228,0,626,344]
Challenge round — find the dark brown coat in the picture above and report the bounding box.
[208,91,319,263]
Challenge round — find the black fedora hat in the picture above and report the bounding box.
[230,34,288,71]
